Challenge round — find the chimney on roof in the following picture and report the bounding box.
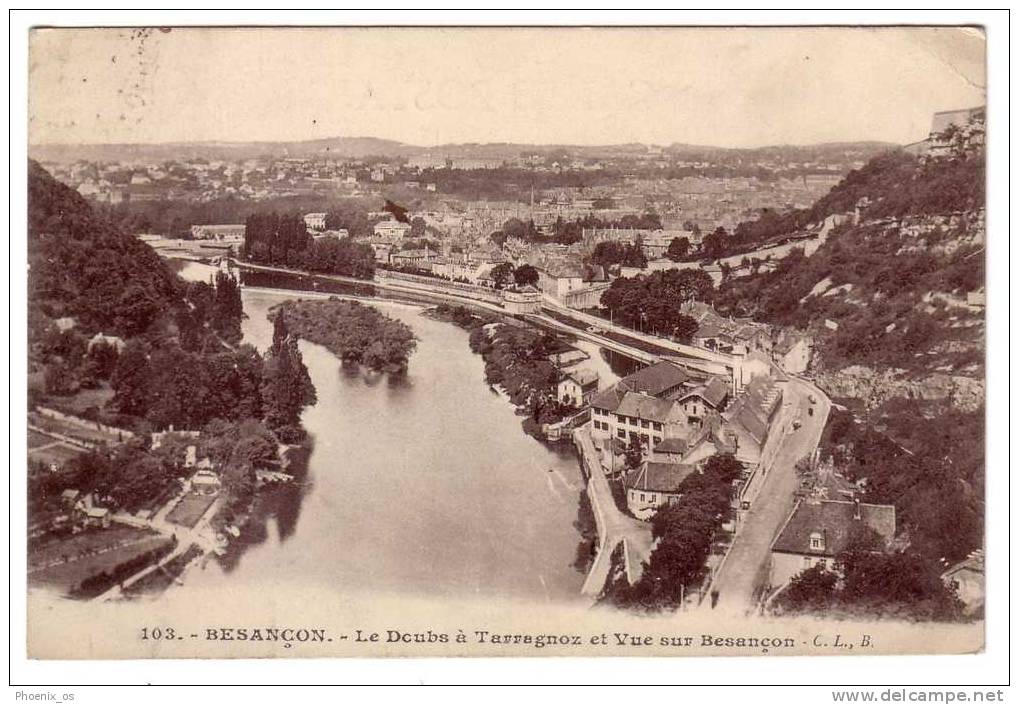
[853,497,862,521]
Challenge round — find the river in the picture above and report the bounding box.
[168,261,626,605]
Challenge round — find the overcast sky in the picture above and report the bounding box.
[28,26,986,148]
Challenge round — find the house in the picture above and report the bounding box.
[150,428,200,451]
[941,549,984,615]
[557,368,599,408]
[191,469,222,496]
[648,437,690,463]
[369,243,394,263]
[80,505,111,529]
[54,316,77,332]
[74,493,111,529]
[390,248,436,270]
[536,263,586,300]
[60,488,80,509]
[373,220,412,242]
[624,460,697,519]
[313,228,349,241]
[774,331,813,375]
[303,212,327,231]
[87,332,126,354]
[674,376,730,426]
[547,348,589,368]
[589,361,700,449]
[768,498,896,588]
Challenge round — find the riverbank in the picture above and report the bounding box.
[427,304,575,441]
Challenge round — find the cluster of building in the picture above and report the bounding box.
[563,355,782,520]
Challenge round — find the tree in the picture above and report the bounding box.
[261,315,316,432]
[210,271,244,344]
[624,436,644,469]
[666,236,691,262]
[701,227,729,260]
[513,264,540,288]
[410,216,426,238]
[489,262,514,289]
[383,199,409,223]
[111,343,153,417]
[776,564,838,612]
[602,453,742,611]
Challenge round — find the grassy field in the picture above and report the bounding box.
[166,493,217,528]
[27,441,85,467]
[28,411,125,446]
[29,530,172,593]
[28,429,56,448]
[29,526,154,569]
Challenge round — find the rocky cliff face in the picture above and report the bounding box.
[815,365,984,412]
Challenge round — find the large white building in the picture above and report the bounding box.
[372,220,413,242]
[589,361,712,452]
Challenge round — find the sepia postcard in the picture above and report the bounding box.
[22,24,988,661]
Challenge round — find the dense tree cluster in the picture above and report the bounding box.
[551,212,663,246]
[98,193,379,240]
[272,299,417,375]
[242,211,376,279]
[28,160,182,337]
[323,205,376,239]
[590,240,647,269]
[821,406,983,567]
[665,236,691,262]
[599,268,713,340]
[111,341,267,430]
[27,161,319,537]
[466,321,574,436]
[775,547,963,621]
[601,454,743,611]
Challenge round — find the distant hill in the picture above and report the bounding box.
[28,159,183,336]
[28,137,897,165]
[28,136,414,164]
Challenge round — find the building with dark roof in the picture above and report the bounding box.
[720,374,783,465]
[675,375,730,426]
[624,460,697,519]
[589,361,706,453]
[616,360,692,398]
[769,498,896,588]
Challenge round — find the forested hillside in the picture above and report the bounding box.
[716,113,985,381]
[28,160,183,337]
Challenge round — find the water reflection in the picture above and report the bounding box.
[168,260,637,604]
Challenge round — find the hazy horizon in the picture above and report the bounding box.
[29,26,986,149]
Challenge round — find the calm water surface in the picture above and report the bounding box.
[169,262,626,603]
